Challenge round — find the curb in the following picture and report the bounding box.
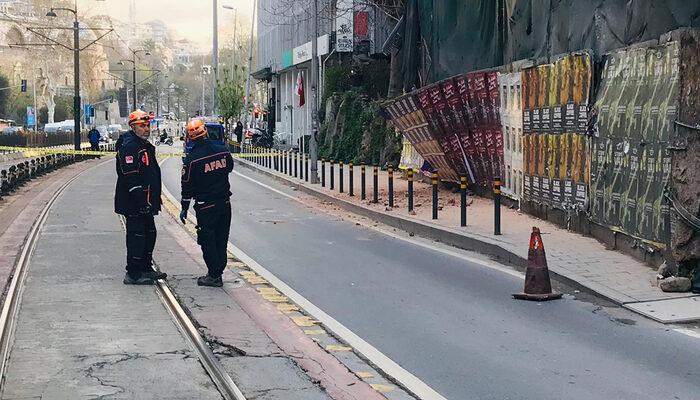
[235,158,624,306]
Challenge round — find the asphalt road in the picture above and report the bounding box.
[161,155,700,400]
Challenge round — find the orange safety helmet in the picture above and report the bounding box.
[186,119,207,140]
[128,109,150,126]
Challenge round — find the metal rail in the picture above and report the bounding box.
[0,169,81,385]
[0,159,245,400]
[154,276,247,400]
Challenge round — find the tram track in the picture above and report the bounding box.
[0,159,246,400]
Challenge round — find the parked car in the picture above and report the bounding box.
[2,126,25,135]
[183,122,226,157]
[107,124,124,140]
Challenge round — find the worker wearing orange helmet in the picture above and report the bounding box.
[180,118,234,287]
[114,109,165,285]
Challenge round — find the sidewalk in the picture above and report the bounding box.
[236,156,700,323]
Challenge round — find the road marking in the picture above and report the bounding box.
[673,328,700,340]
[161,158,448,400]
[233,167,524,281]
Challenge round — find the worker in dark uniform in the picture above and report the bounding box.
[180,119,233,287]
[115,109,166,285]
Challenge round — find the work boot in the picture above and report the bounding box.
[123,272,154,285]
[197,275,223,287]
[143,270,167,280]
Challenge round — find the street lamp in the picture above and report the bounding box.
[46,3,80,150]
[222,5,237,82]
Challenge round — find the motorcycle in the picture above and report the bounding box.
[155,136,173,146]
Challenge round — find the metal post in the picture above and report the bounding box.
[242,0,256,129]
[32,68,37,132]
[321,159,326,187]
[373,165,378,203]
[432,172,438,219]
[494,177,501,235]
[349,163,354,196]
[294,152,298,178]
[305,154,309,182]
[361,165,366,200]
[132,52,138,111]
[212,0,219,115]
[283,151,288,174]
[309,0,319,183]
[330,160,335,190]
[388,166,394,208]
[73,19,81,150]
[408,168,414,212]
[460,176,467,226]
[339,162,344,193]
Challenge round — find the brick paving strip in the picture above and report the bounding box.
[235,158,699,323]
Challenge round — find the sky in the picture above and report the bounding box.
[76,0,255,48]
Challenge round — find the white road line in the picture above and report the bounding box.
[160,159,447,400]
[673,328,700,340]
[233,167,524,280]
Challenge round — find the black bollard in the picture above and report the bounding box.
[283,151,288,174]
[339,162,344,193]
[349,163,354,196]
[408,168,414,212]
[330,160,335,190]
[494,177,501,235]
[432,172,439,219]
[361,165,366,200]
[305,154,309,182]
[388,166,394,208]
[460,176,467,226]
[373,165,378,203]
[321,159,326,187]
[294,152,298,178]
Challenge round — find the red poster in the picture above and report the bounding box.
[354,12,369,37]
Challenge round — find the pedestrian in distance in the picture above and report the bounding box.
[180,119,234,287]
[88,126,100,151]
[234,120,243,143]
[115,109,166,285]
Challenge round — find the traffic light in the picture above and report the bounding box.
[20,79,27,92]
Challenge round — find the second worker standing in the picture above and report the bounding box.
[180,119,234,287]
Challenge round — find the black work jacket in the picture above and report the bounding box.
[114,131,162,216]
[181,139,233,206]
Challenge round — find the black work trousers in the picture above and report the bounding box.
[90,142,99,151]
[125,214,157,278]
[195,201,231,278]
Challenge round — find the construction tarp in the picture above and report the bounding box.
[415,0,700,83]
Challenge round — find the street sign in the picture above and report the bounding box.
[20,79,27,92]
[26,106,35,126]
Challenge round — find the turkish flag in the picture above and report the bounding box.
[296,71,305,107]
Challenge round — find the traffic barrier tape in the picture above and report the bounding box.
[1,145,279,159]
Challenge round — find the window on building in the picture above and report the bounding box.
[517,128,522,153]
[502,85,507,108]
[507,167,512,190]
[505,128,510,151]
[516,85,521,109]
[510,85,515,110]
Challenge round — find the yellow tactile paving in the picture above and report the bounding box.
[356,371,374,379]
[369,384,395,393]
[277,303,299,313]
[303,329,325,335]
[291,316,319,327]
[325,345,352,352]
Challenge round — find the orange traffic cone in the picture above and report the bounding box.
[513,227,563,301]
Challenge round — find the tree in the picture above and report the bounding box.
[0,74,10,118]
[217,74,244,134]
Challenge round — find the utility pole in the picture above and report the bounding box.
[32,68,38,132]
[243,0,256,129]
[309,0,319,183]
[212,0,219,116]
